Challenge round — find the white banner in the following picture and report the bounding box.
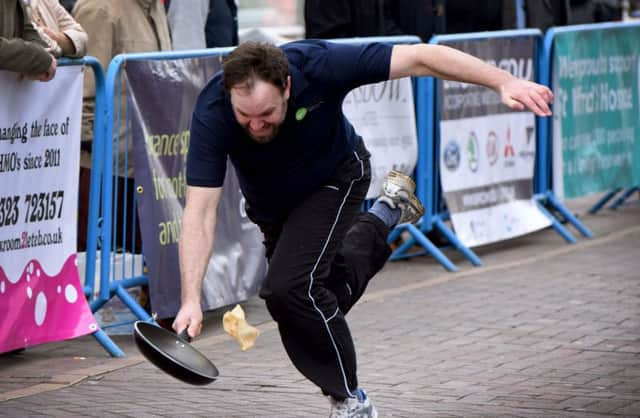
[0,67,97,353]
[0,67,83,280]
[440,114,551,247]
[343,78,418,199]
[438,36,551,248]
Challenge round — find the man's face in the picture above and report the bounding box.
[230,77,291,144]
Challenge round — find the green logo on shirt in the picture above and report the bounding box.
[295,107,308,121]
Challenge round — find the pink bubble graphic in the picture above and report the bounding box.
[0,255,99,353]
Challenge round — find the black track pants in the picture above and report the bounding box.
[257,142,392,400]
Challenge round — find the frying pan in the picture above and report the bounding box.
[133,321,219,385]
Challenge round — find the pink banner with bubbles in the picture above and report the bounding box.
[0,68,98,354]
[0,255,98,353]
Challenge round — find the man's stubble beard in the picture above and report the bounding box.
[244,124,281,144]
[244,100,288,145]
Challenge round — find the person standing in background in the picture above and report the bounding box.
[304,0,445,43]
[445,0,505,33]
[503,0,622,33]
[72,0,171,254]
[386,0,446,42]
[22,0,87,57]
[304,0,401,38]
[58,0,75,13]
[1,0,56,81]
[167,0,238,50]
[631,0,640,17]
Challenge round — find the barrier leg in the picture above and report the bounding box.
[388,223,457,271]
[392,237,427,260]
[114,284,154,321]
[432,217,482,267]
[589,188,621,214]
[89,297,109,313]
[609,186,639,210]
[546,192,593,238]
[406,224,457,271]
[92,329,125,357]
[534,195,576,243]
[386,225,403,245]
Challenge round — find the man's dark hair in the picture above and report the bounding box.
[222,42,289,94]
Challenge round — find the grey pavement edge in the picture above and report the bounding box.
[0,193,639,417]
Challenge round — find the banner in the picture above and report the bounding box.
[125,58,267,319]
[342,78,418,199]
[0,68,98,353]
[552,26,640,199]
[439,36,551,247]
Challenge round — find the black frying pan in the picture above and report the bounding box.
[133,321,219,385]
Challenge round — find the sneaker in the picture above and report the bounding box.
[329,388,378,418]
[377,170,425,224]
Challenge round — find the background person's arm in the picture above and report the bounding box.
[0,7,52,76]
[389,44,553,116]
[0,36,52,74]
[44,0,88,57]
[172,185,223,338]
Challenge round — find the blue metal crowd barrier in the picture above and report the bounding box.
[399,29,547,270]
[535,26,592,243]
[539,22,639,233]
[58,57,123,357]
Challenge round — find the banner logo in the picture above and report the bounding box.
[504,127,515,167]
[467,132,479,172]
[486,131,498,166]
[443,140,461,171]
[519,125,536,160]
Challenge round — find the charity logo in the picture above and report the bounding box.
[467,131,479,172]
[443,140,461,171]
[295,108,307,121]
[503,127,515,167]
[295,100,323,121]
[486,131,498,166]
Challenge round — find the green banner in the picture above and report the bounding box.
[552,25,640,198]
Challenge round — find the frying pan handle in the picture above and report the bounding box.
[178,328,191,343]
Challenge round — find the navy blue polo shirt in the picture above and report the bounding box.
[187,40,393,224]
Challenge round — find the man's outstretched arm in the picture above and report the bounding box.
[389,44,553,116]
[172,185,222,338]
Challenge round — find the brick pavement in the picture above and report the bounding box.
[0,198,639,417]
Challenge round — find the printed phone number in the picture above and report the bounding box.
[0,191,64,228]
